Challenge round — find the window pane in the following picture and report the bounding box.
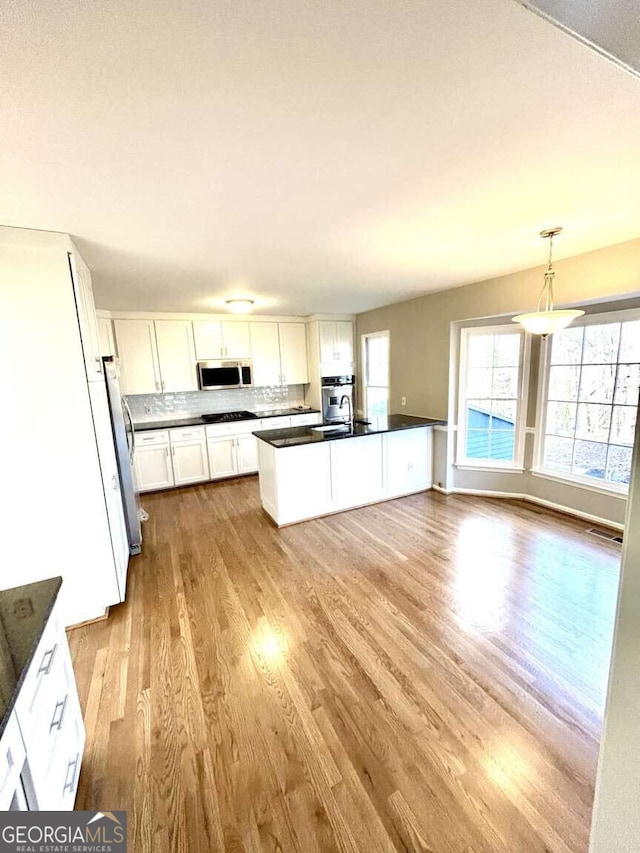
[467,367,492,398]
[492,367,518,398]
[366,386,388,418]
[546,401,577,437]
[619,320,640,362]
[573,440,608,479]
[467,334,493,367]
[606,445,633,485]
[610,405,637,446]
[467,402,491,430]
[614,363,640,406]
[489,430,515,461]
[493,334,521,367]
[551,326,584,365]
[548,365,579,401]
[367,361,387,387]
[578,364,615,404]
[576,403,611,443]
[544,436,574,472]
[491,400,516,428]
[583,323,620,364]
[466,430,490,458]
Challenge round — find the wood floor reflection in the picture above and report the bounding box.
[68,478,620,852]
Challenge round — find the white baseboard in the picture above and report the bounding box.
[436,487,624,531]
[431,484,454,495]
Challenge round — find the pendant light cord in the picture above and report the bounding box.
[536,232,555,313]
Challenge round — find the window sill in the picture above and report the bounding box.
[455,463,525,474]
[531,469,628,499]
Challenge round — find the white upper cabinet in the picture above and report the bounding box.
[113,319,161,395]
[154,320,198,392]
[335,321,354,363]
[279,322,309,385]
[193,321,224,359]
[69,253,103,382]
[193,321,251,360]
[97,317,116,356]
[250,323,282,386]
[319,320,354,366]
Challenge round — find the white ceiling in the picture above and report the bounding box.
[2,0,640,316]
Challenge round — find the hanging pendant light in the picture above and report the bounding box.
[513,228,584,336]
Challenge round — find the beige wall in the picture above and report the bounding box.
[357,236,640,420]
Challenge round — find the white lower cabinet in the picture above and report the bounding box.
[169,427,208,486]
[330,434,385,510]
[384,428,432,496]
[208,437,239,479]
[135,442,174,491]
[2,596,87,811]
[236,434,259,473]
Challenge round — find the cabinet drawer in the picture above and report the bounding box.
[205,422,239,438]
[290,413,322,426]
[136,429,169,446]
[14,600,63,726]
[0,712,26,810]
[170,425,205,442]
[264,416,291,429]
[233,419,263,434]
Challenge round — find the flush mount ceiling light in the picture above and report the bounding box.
[513,228,584,337]
[225,298,255,314]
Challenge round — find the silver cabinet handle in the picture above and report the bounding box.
[38,644,58,675]
[165,447,169,458]
[111,474,118,491]
[155,381,160,391]
[50,695,68,732]
[63,754,80,794]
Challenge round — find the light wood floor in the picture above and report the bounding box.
[68,477,621,853]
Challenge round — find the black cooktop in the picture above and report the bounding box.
[202,410,259,423]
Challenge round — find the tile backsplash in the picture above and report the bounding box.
[126,385,307,423]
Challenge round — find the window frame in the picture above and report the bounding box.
[533,307,640,496]
[456,324,530,470]
[361,330,390,418]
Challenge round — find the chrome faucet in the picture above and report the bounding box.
[339,394,353,427]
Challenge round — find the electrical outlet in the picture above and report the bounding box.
[401,396,406,407]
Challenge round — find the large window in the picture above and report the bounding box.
[537,313,640,489]
[362,331,389,418]
[457,326,529,468]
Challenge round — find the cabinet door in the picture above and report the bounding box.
[97,317,116,356]
[113,319,161,395]
[335,321,354,363]
[319,322,337,363]
[222,322,251,358]
[250,323,282,386]
[208,437,239,479]
[70,253,103,382]
[154,320,198,392]
[236,434,259,473]
[171,439,209,485]
[134,444,174,492]
[384,428,432,496]
[193,321,224,359]
[330,434,385,509]
[279,323,309,385]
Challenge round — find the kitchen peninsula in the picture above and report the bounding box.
[254,414,445,526]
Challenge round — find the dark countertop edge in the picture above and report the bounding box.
[253,417,447,448]
[0,577,63,739]
[134,408,321,432]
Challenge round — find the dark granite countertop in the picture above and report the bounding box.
[134,407,321,432]
[0,577,62,738]
[253,414,446,448]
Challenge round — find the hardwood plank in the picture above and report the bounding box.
[69,478,620,852]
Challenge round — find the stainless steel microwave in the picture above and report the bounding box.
[197,360,253,390]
